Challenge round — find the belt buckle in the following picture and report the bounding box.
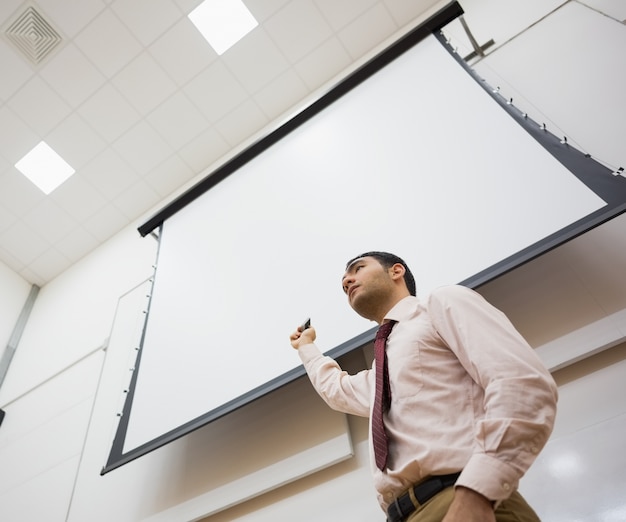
[393,497,405,521]
[387,472,461,521]
[387,490,412,522]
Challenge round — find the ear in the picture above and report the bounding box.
[389,263,406,282]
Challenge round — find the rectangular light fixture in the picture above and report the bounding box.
[15,141,75,195]
[189,0,258,55]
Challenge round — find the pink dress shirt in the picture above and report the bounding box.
[297,285,558,513]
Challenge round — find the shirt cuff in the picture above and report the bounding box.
[456,453,520,502]
[297,342,322,365]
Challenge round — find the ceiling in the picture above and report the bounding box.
[0,0,461,286]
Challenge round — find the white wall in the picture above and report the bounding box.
[0,260,31,357]
[1,1,625,521]
[0,224,158,521]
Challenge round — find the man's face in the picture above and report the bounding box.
[341,256,395,319]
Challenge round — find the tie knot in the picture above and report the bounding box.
[376,320,395,342]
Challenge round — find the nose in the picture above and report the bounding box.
[342,273,355,294]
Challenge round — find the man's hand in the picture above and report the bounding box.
[442,487,495,522]
[290,324,316,349]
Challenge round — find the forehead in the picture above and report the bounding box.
[343,256,376,275]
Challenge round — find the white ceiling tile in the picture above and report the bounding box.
[111,0,183,46]
[246,0,292,23]
[112,122,174,175]
[0,169,45,217]
[314,0,379,31]
[16,266,45,287]
[0,220,50,266]
[6,76,71,136]
[50,175,108,222]
[112,180,161,220]
[0,0,25,21]
[214,99,268,147]
[0,244,23,274]
[54,227,100,263]
[264,0,334,63]
[583,0,626,21]
[112,52,178,116]
[222,28,290,94]
[178,127,230,174]
[183,61,248,122]
[254,69,309,120]
[149,17,217,87]
[0,155,9,174]
[37,0,106,38]
[170,0,202,14]
[73,8,143,77]
[0,203,17,235]
[22,200,77,244]
[81,148,140,200]
[77,84,141,142]
[0,41,34,102]
[338,3,397,59]
[39,43,106,108]
[143,154,194,198]
[81,203,130,242]
[23,247,71,283]
[382,0,442,27]
[146,91,210,150]
[46,114,107,170]
[293,36,351,91]
[0,107,40,165]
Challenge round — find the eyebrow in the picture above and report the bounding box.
[344,257,365,274]
[342,257,366,285]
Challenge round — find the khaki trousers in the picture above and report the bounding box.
[404,487,540,522]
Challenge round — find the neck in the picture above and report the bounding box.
[374,292,410,324]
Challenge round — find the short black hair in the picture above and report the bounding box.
[346,251,416,296]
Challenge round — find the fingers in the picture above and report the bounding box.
[290,325,316,349]
[290,329,302,350]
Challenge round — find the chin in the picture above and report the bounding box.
[351,303,374,321]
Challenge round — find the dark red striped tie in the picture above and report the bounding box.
[372,320,395,471]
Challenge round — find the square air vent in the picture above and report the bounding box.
[4,5,62,64]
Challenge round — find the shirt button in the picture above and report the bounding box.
[502,483,511,492]
[530,446,539,454]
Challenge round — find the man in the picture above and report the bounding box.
[290,252,557,521]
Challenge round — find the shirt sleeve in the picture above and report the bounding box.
[297,343,372,418]
[428,285,558,502]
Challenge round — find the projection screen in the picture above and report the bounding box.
[103,3,626,473]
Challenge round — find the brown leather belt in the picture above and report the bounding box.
[386,472,461,522]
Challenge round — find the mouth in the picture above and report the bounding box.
[348,285,359,299]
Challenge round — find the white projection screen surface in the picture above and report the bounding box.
[104,11,626,472]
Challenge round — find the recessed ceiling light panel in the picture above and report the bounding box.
[189,0,258,55]
[15,141,75,195]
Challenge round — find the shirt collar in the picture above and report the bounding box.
[383,295,419,323]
